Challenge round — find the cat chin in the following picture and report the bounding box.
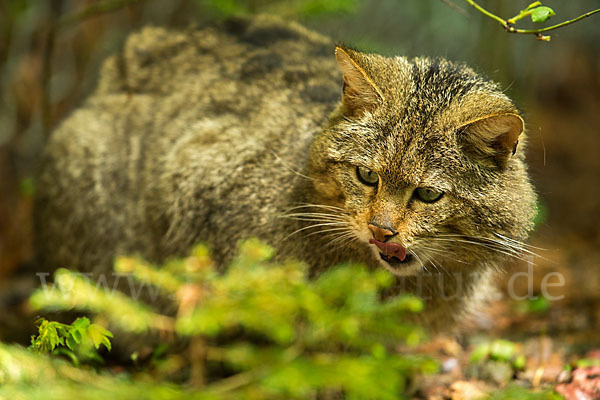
[379,259,422,277]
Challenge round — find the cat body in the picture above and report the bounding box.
[35,16,536,332]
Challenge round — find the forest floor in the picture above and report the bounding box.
[412,241,600,399]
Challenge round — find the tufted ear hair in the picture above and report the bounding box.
[334,46,384,117]
[459,113,525,169]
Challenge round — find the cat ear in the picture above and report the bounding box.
[459,113,524,168]
[335,46,384,116]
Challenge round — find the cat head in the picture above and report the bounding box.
[308,46,536,276]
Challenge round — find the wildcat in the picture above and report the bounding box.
[35,15,536,333]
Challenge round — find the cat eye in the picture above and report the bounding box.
[414,187,444,203]
[356,166,379,186]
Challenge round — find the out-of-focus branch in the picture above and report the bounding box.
[464,0,600,41]
[57,0,146,30]
[41,0,63,136]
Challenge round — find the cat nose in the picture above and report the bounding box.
[368,223,397,242]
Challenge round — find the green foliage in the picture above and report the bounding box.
[19,176,35,197]
[517,297,551,315]
[204,0,249,16]
[533,200,547,230]
[470,339,525,370]
[29,268,165,333]
[467,340,563,399]
[29,317,112,365]
[576,358,600,368]
[0,343,200,400]
[296,0,359,16]
[490,385,563,400]
[1,341,561,400]
[22,239,436,398]
[199,0,359,17]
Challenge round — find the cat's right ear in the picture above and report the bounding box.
[459,113,524,169]
[335,46,384,117]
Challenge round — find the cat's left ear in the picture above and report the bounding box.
[335,46,384,117]
[459,113,524,168]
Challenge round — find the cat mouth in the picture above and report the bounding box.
[379,252,413,266]
[368,239,413,267]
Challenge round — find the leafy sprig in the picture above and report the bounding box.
[463,0,600,41]
[29,317,113,365]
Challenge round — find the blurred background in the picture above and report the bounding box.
[0,0,599,344]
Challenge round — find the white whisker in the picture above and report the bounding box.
[494,233,547,250]
[282,203,346,213]
[271,151,314,181]
[428,237,532,263]
[435,232,547,261]
[328,232,358,248]
[284,221,349,241]
[413,243,468,265]
[304,227,351,238]
[279,213,346,222]
[409,249,427,273]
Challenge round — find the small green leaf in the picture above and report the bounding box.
[489,339,517,362]
[470,343,491,363]
[65,335,78,351]
[405,330,422,347]
[238,238,275,262]
[70,328,83,344]
[19,177,35,197]
[576,358,600,368]
[531,6,555,23]
[513,354,526,370]
[100,336,112,352]
[87,323,113,351]
[526,297,550,314]
[72,317,91,329]
[371,343,387,359]
[30,320,63,354]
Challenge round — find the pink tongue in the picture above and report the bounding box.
[369,239,407,261]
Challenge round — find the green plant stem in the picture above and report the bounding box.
[206,343,303,394]
[464,0,600,38]
[507,1,541,24]
[507,10,533,25]
[464,0,505,26]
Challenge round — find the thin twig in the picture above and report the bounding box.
[464,0,505,25]
[464,0,600,40]
[439,0,470,18]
